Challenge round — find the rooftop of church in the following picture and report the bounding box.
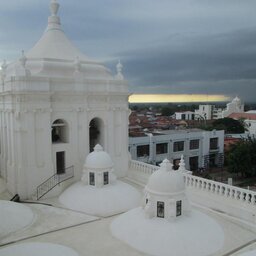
[0,176,256,256]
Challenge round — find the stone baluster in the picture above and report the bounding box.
[245,193,251,204]
[240,191,245,201]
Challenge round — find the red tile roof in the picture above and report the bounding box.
[229,112,256,120]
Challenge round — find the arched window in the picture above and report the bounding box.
[104,172,109,185]
[51,119,68,143]
[89,172,95,186]
[157,201,164,218]
[176,200,182,217]
[89,118,104,152]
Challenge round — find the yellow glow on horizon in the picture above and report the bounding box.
[129,94,230,103]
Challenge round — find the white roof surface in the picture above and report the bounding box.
[59,180,141,217]
[0,201,35,239]
[0,242,79,256]
[111,207,224,256]
[239,250,256,256]
[0,180,256,256]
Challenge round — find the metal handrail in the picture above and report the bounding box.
[36,166,74,200]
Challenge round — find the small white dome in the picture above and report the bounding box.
[146,159,185,195]
[85,144,113,170]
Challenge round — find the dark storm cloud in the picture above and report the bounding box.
[114,27,256,101]
[1,0,256,101]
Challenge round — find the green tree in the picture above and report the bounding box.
[227,137,256,177]
[161,107,174,116]
[212,118,245,134]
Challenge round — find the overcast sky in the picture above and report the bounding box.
[1,0,256,102]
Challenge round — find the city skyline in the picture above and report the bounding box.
[1,0,256,102]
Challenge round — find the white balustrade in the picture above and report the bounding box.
[129,160,256,207]
[183,173,256,206]
[130,160,159,175]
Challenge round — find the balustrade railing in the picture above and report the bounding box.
[184,174,256,205]
[36,166,74,200]
[130,160,159,175]
[129,160,256,206]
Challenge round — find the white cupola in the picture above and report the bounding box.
[81,144,116,188]
[143,159,191,220]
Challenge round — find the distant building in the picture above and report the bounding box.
[173,111,195,120]
[195,105,214,120]
[229,112,256,136]
[222,96,244,118]
[194,97,244,120]
[129,129,224,171]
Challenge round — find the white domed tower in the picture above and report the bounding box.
[81,144,116,188]
[144,159,191,220]
[222,96,244,117]
[0,0,130,199]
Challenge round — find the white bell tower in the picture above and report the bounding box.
[0,0,130,199]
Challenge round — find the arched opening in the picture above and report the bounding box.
[176,200,182,217]
[89,118,104,152]
[157,201,164,218]
[51,119,68,143]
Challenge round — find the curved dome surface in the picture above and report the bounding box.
[85,144,113,170]
[0,200,35,239]
[0,242,79,256]
[146,159,185,195]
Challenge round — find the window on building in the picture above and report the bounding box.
[181,114,186,120]
[52,119,68,143]
[210,138,218,150]
[89,172,95,186]
[137,145,150,157]
[190,139,199,150]
[156,143,168,154]
[157,201,164,218]
[176,200,182,217]
[104,172,109,185]
[146,198,148,204]
[189,156,199,171]
[173,158,181,170]
[173,141,184,152]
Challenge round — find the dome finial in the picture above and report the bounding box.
[178,155,186,172]
[160,159,173,172]
[1,59,7,71]
[19,50,27,68]
[50,0,60,16]
[94,144,103,152]
[115,59,124,80]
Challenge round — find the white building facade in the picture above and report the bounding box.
[174,111,195,120]
[0,0,130,199]
[129,129,224,171]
